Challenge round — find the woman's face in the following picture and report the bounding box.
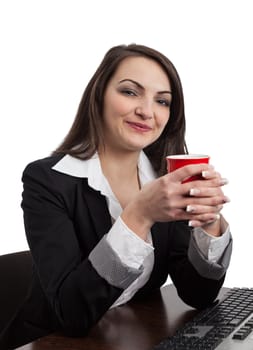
[102,56,172,154]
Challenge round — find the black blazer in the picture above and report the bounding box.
[0,154,231,349]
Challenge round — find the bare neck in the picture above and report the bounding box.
[99,148,140,179]
[98,149,141,208]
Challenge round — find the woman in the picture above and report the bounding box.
[0,44,232,349]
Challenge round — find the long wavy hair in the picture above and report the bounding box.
[53,44,188,176]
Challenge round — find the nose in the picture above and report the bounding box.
[135,99,154,120]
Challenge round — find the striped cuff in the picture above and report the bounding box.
[89,235,144,289]
[188,234,233,280]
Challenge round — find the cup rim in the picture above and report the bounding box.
[166,154,209,159]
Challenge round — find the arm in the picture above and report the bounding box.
[120,163,231,308]
[21,159,142,336]
[168,220,232,309]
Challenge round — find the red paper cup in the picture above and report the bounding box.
[166,154,210,183]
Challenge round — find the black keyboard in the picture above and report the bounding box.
[153,288,253,350]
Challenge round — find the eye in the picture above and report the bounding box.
[157,99,171,107]
[120,88,137,97]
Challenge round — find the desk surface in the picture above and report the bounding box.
[16,284,227,350]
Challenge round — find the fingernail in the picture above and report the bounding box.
[208,214,220,223]
[189,188,201,196]
[186,205,195,212]
[220,178,229,185]
[202,170,211,178]
[188,220,198,227]
[215,214,220,220]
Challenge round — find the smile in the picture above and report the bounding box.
[126,121,152,132]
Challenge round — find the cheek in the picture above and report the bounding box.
[104,91,131,118]
[113,96,133,116]
[157,111,170,130]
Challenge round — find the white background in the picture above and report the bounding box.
[0,0,252,288]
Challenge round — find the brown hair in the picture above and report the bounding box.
[53,44,188,176]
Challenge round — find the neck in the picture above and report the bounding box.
[99,149,140,177]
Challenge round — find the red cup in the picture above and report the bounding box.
[166,154,210,183]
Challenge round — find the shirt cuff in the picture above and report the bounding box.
[89,235,144,289]
[188,233,232,280]
[193,219,231,263]
[106,216,154,270]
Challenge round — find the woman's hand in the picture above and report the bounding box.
[183,167,229,236]
[121,163,229,240]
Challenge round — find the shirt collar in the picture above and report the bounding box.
[52,151,157,187]
[52,152,157,221]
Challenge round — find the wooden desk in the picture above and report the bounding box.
[16,284,227,350]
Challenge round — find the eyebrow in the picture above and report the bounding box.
[119,79,172,95]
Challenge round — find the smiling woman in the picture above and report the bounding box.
[0,44,232,350]
[54,44,187,176]
[101,56,171,159]
[99,56,172,210]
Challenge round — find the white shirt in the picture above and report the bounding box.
[52,151,231,307]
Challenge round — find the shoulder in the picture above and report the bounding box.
[22,154,86,190]
[23,154,65,179]
[24,154,65,172]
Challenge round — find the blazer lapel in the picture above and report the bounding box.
[139,222,170,292]
[82,179,112,240]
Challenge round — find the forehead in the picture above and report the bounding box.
[112,56,171,90]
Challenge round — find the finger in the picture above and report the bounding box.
[188,213,220,227]
[201,169,229,184]
[201,169,221,180]
[188,187,230,201]
[187,178,229,193]
[186,204,223,215]
[168,163,213,183]
[200,175,229,186]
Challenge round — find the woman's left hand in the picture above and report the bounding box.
[183,168,229,236]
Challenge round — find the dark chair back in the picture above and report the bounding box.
[0,251,32,332]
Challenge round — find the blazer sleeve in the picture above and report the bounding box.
[21,159,139,336]
[167,221,232,309]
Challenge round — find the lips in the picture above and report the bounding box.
[126,121,152,132]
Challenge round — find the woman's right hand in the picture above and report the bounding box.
[121,163,229,241]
